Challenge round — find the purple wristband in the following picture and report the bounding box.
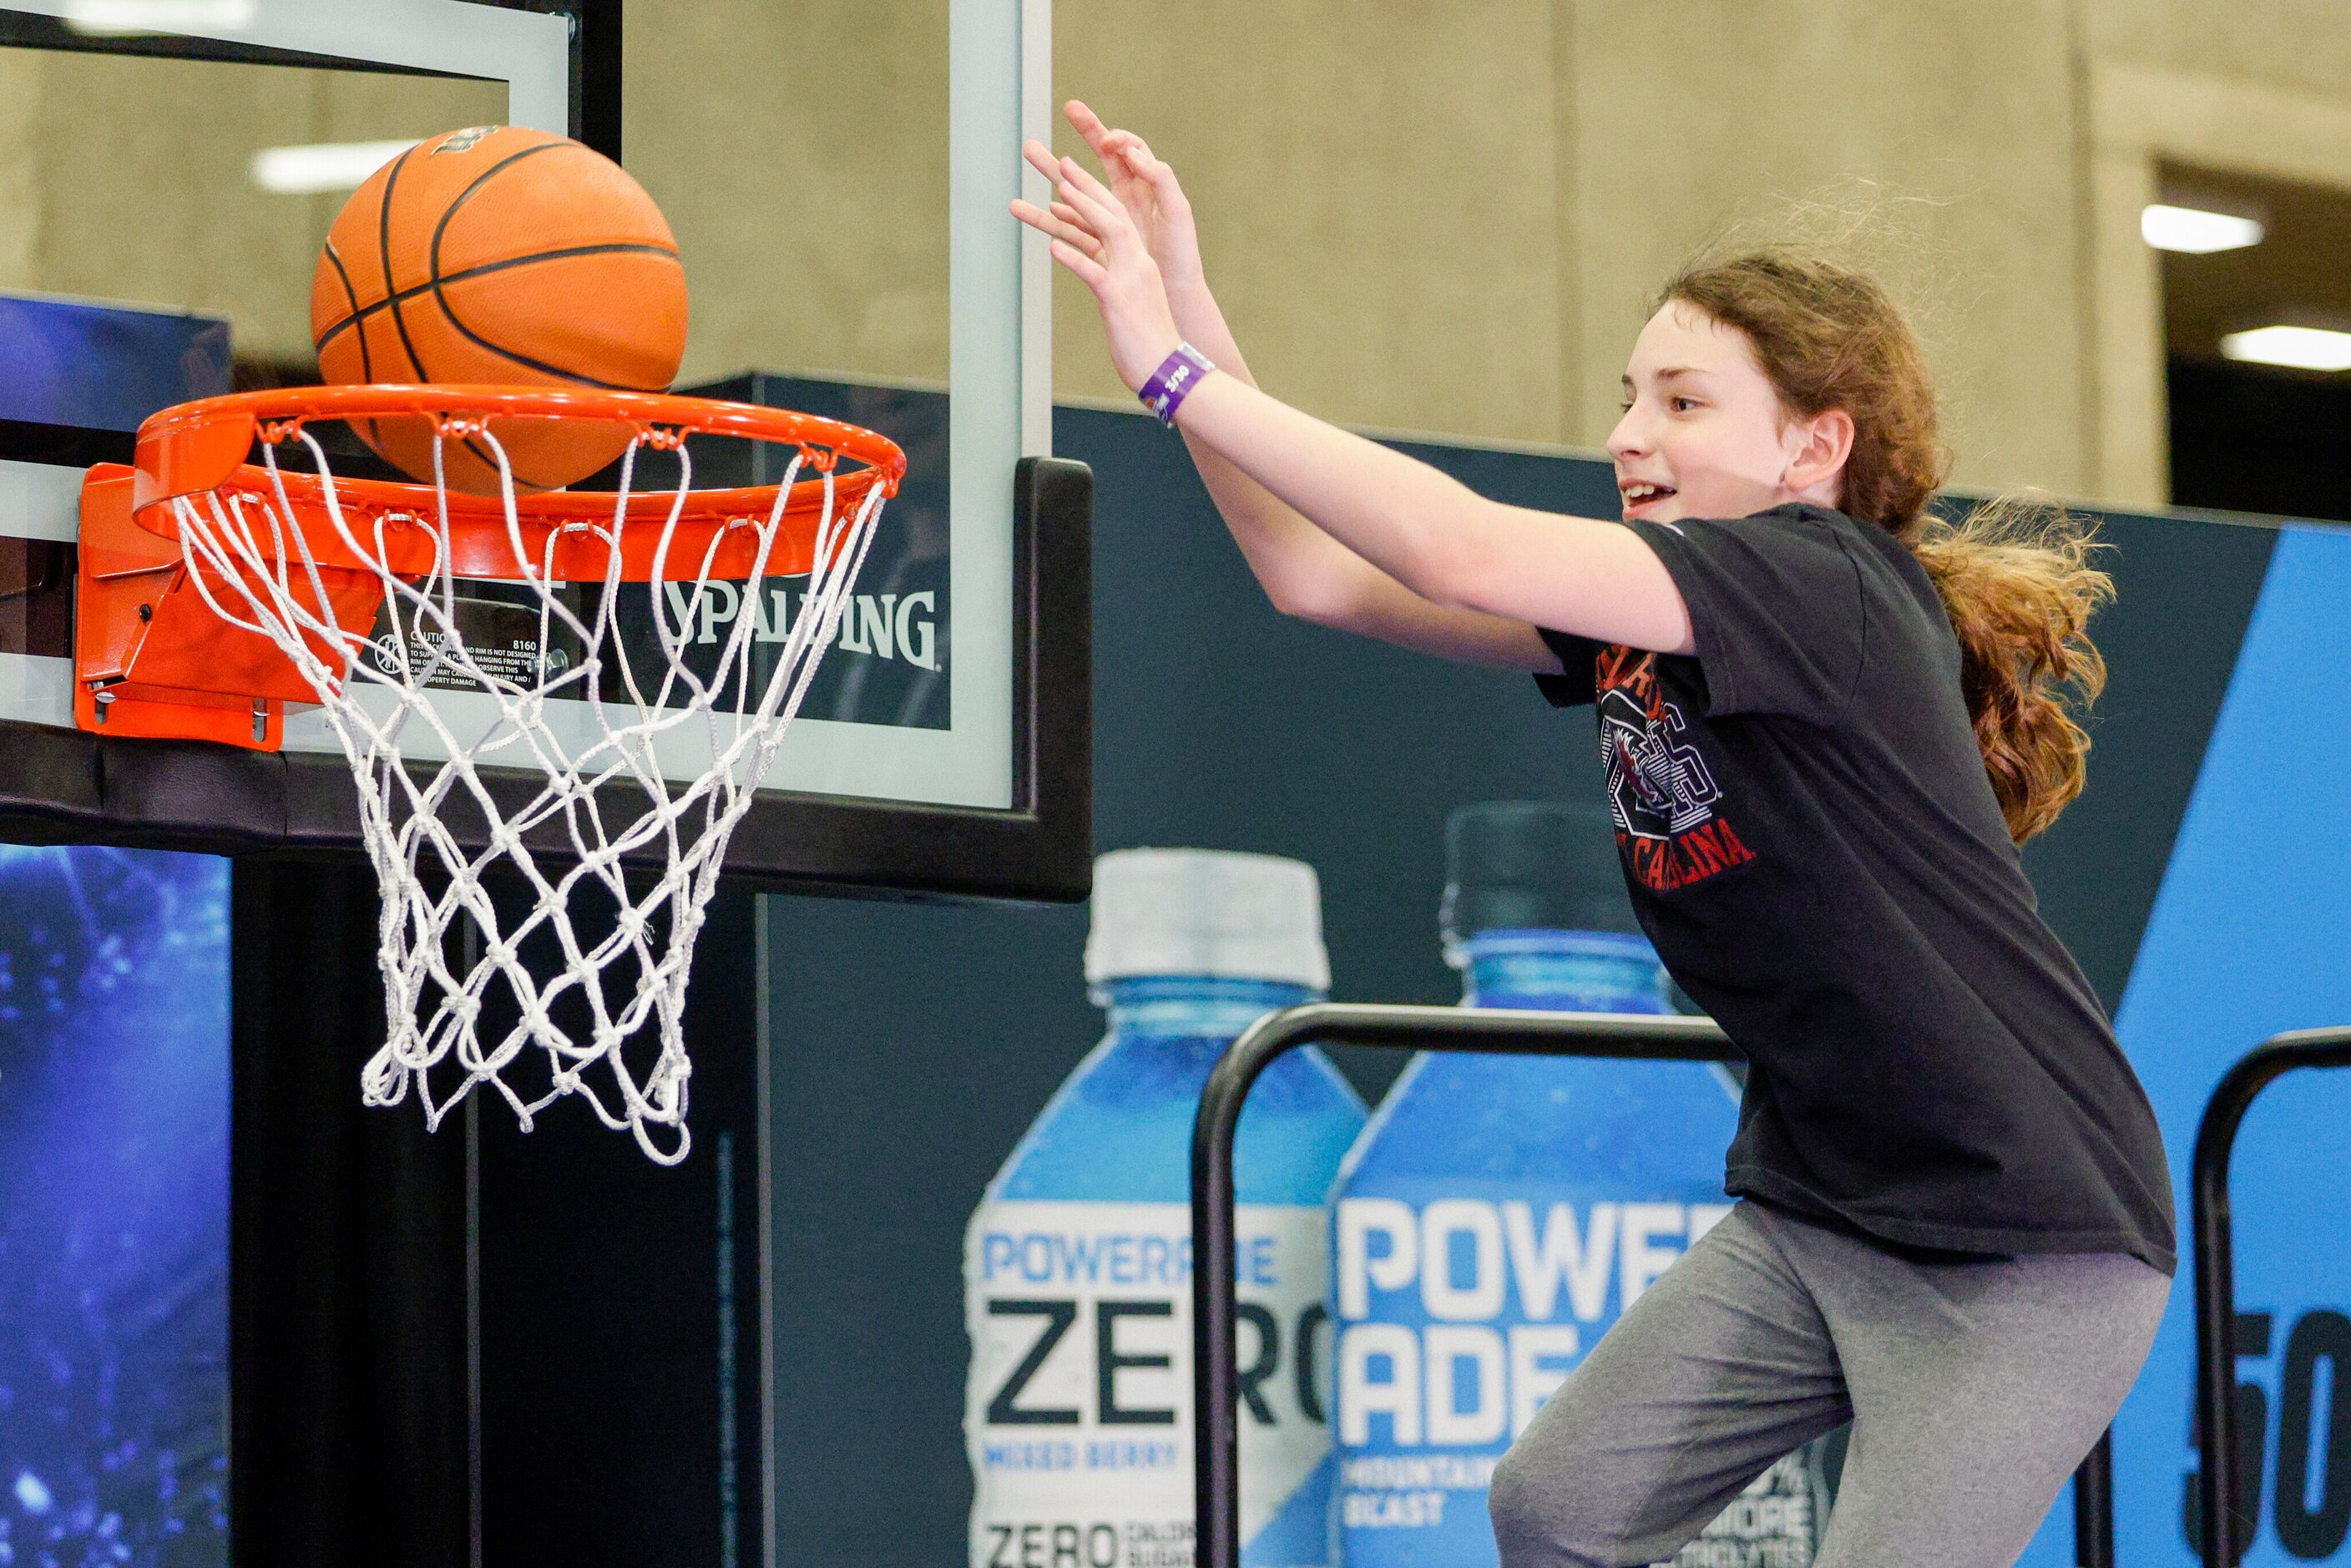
[1139,342,1216,427]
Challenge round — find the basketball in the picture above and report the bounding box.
[310,124,688,493]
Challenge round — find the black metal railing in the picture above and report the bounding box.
[2191,1025,2351,1566]
[1189,1002,2120,1568]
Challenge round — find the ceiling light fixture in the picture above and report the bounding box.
[2219,325,2351,373]
[62,0,257,36]
[2141,203,2266,255]
[249,139,422,197]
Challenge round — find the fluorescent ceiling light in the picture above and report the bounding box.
[2141,203,2265,254]
[62,0,257,35]
[2220,325,2351,372]
[250,139,422,197]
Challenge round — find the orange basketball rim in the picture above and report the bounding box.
[73,383,906,750]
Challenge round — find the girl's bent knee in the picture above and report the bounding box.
[1486,1450,1551,1566]
[1489,1441,1616,1568]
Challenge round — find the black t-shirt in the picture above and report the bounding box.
[1534,503,2176,1272]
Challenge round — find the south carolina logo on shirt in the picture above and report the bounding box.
[1595,647,1757,893]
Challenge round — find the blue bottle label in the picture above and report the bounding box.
[1335,1179,1831,1565]
[1335,1186,1734,1550]
[967,1200,1338,1568]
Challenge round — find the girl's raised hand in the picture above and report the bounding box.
[1059,101,1203,291]
[1014,152,1182,395]
[1009,146,1105,264]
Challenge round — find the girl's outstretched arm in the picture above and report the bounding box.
[1169,373,1693,655]
[1026,137,1693,658]
[1017,110,1580,670]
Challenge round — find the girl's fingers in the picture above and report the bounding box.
[1007,195,1063,233]
[1064,99,1109,144]
[1057,153,1117,203]
[1056,156,1130,227]
[1029,138,1128,235]
[1009,198,1104,256]
[1049,238,1109,290]
[1021,139,1061,185]
[1064,102,1167,195]
[1049,201,1102,245]
[1066,102,1133,176]
[1052,160,1120,221]
[1009,196,1053,233]
[1055,176,1126,246]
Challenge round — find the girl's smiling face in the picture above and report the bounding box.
[1606,301,1853,525]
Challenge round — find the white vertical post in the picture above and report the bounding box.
[1019,0,1054,458]
[948,0,1025,810]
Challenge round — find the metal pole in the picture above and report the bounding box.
[1190,1001,2125,1568]
[2074,1428,2113,1567]
[2190,1026,2351,1566]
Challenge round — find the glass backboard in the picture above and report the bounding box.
[0,0,1087,901]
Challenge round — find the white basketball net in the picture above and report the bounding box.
[163,417,886,1163]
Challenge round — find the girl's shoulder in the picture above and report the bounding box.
[1752,503,1944,615]
[1741,501,1883,554]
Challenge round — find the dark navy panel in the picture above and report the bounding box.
[763,893,1095,1568]
[2020,511,2278,1008]
[478,892,768,1568]
[1078,410,1615,1013]
[670,374,953,732]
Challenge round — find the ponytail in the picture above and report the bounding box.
[1901,499,2111,842]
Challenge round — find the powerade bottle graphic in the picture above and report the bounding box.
[967,848,1370,1568]
[1332,802,1794,1567]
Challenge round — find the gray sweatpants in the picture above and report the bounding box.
[1488,1200,2170,1568]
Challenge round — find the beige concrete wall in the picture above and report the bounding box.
[1563,0,2088,494]
[28,52,321,355]
[623,0,1567,443]
[2086,0,2351,100]
[1052,0,1567,446]
[627,0,2106,494]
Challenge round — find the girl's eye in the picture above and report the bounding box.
[1671,397,1701,412]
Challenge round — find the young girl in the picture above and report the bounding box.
[1014,104,2174,1567]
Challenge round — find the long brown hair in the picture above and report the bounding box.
[1660,248,2111,842]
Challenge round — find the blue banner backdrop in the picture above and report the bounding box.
[0,846,230,1568]
[2058,524,2351,1568]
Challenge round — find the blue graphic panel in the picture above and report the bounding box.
[0,847,230,1568]
[2013,524,2351,1566]
[0,294,230,431]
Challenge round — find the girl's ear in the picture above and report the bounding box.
[1785,407,1856,494]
